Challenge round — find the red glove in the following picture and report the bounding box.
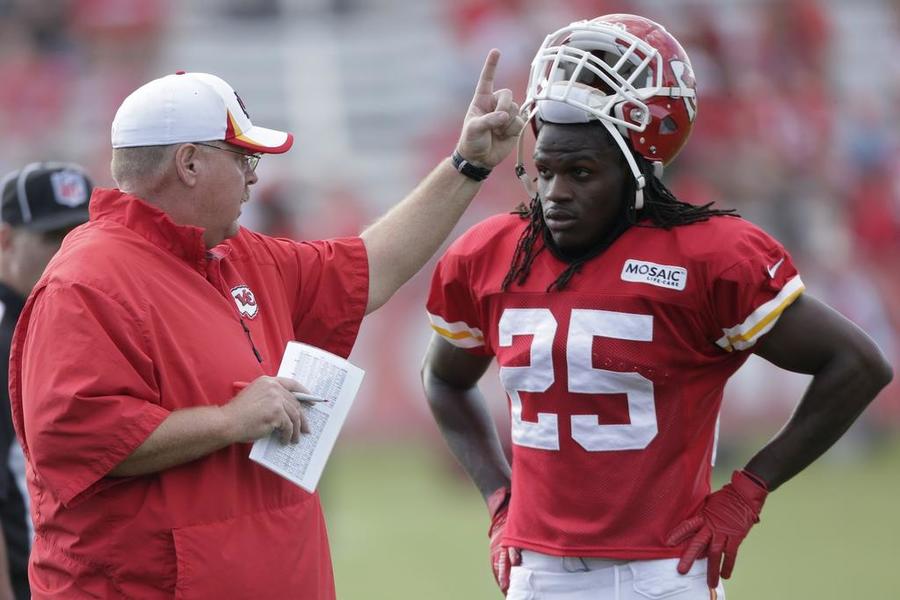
[666,469,768,589]
[487,486,520,595]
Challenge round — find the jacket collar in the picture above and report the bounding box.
[88,188,232,271]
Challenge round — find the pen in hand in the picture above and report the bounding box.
[291,392,327,404]
[232,381,327,404]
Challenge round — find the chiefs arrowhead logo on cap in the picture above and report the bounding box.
[234,91,250,119]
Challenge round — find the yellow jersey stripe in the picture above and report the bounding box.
[427,313,485,348]
[716,275,804,351]
[726,284,805,345]
[430,324,483,343]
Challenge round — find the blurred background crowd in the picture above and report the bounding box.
[1,0,898,597]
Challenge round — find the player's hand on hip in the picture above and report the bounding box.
[456,49,526,170]
[225,376,312,444]
[487,486,519,595]
[665,470,768,589]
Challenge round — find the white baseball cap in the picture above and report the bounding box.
[111,71,293,154]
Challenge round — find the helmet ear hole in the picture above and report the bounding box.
[659,116,678,135]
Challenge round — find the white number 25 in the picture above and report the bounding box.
[498,308,657,452]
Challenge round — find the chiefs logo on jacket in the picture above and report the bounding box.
[231,284,259,318]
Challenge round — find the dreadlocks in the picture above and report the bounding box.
[500,198,547,291]
[636,158,736,229]
[502,139,736,293]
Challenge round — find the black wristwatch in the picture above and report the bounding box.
[451,150,492,182]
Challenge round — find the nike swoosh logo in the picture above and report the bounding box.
[767,257,785,279]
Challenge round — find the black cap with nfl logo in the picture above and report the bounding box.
[1,162,92,232]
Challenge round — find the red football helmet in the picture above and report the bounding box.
[516,14,698,209]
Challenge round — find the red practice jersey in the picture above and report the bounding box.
[426,213,803,559]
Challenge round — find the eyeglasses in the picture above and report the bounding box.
[194,142,262,172]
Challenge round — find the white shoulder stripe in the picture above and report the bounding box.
[716,275,805,351]
[427,312,485,349]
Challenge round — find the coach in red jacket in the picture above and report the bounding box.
[9,54,523,599]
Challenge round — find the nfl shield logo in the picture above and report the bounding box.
[231,285,259,319]
[50,170,89,207]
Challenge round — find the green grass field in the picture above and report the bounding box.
[323,436,900,599]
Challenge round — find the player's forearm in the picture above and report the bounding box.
[109,405,235,477]
[361,159,482,314]
[744,348,892,491]
[422,368,511,500]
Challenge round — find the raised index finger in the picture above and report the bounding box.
[475,49,501,97]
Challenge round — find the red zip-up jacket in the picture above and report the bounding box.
[9,188,368,599]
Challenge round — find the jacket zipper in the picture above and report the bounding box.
[240,318,263,363]
[206,252,264,364]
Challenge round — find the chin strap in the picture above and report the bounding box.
[514,105,539,201]
[513,103,654,211]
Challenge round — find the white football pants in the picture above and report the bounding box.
[507,550,725,600]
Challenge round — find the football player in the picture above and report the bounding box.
[421,14,892,599]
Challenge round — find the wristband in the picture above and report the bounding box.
[451,150,492,182]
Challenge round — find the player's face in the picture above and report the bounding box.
[195,142,259,248]
[534,123,628,256]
